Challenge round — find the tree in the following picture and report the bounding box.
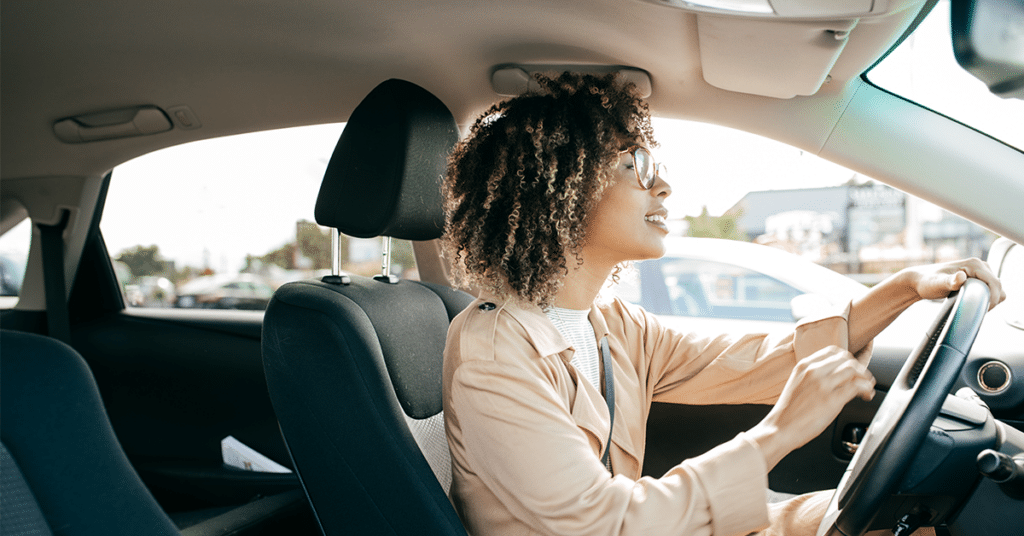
[685,206,747,241]
[248,243,296,271]
[115,245,167,280]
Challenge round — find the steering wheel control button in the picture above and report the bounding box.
[978,361,1011,393]
[478,302,496,311]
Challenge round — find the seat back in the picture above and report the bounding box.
[261,79,471,535]
[0,329,180,536]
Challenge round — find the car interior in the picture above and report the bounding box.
[1,0,1023,535]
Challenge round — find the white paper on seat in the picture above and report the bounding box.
[221,435,292,473]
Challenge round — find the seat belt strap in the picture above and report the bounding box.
[600,336,615,470]
[38,210,71,344]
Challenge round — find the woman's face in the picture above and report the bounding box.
[582,147,672,267]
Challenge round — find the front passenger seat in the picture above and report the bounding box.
[261,79,472,535]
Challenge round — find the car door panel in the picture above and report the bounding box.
[71,309,298,511]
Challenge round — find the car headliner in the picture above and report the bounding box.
[2,1,1023,244]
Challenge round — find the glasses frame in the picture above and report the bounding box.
[621,145,657,190]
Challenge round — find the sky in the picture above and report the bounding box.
[80,1,1024,274]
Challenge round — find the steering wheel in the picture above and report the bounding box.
[816,278,991,536]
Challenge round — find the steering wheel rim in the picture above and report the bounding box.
[816,278,991,536]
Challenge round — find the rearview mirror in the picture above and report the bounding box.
[951,0,1024,99]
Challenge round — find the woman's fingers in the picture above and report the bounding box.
[773,347,875,439]
[750,346,877,469]
[955,257,1005,309]
[836,358,876,401]
[949,269,968,291]
[911,258,1006,309]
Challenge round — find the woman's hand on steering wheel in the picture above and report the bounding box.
[903,258,1005,310]
[748,346,877,470]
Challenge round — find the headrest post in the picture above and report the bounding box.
[332,228,342,276]
[381,236,391,278]
[374,236,399,284]
[321,228,351,285]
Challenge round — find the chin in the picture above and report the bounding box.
[633,241,667,262]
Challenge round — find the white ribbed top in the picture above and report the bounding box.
[545,306,600,393]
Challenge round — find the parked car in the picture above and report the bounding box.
[175,273,273,310]
[1,1,1022,535]
[613,237,870,324]
[135,275,177,308]
[610,237,970,392]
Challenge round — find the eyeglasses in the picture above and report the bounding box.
[621,145,657,190]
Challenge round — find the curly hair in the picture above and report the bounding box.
[442,72,655,307]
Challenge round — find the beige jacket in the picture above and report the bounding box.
[443,292,868,536]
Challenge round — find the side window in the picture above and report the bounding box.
[0,217,32,308]
[101,124,419,311]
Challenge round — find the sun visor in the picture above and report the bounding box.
[696,15,858,98]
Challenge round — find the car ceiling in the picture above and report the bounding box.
[2,0,928,180]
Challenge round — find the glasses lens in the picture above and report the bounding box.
[633,147,654,189]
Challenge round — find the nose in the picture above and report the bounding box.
[651,170,671,198]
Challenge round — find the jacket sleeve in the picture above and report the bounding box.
[628,299,871,405]
[449,354,771,536]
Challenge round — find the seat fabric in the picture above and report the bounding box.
[1,441,54,536]
[262,79,472,535]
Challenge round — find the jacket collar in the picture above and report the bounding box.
[479,291,612,359]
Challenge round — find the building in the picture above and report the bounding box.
[729,183,993,275]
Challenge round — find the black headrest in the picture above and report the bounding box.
[314,79,459,240]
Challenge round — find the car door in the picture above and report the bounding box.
[70,192,303,516]
[60,125,344,518]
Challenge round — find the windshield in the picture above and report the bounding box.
[867,0,1024,152]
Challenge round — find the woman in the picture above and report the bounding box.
[440,72,1004,536]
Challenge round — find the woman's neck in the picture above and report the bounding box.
[552,253,614,310]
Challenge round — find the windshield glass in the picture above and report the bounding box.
[867,0,1024,151]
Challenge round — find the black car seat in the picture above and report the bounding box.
[261,79,472,535]
[0,329,309,536]
[0,329,182,536]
